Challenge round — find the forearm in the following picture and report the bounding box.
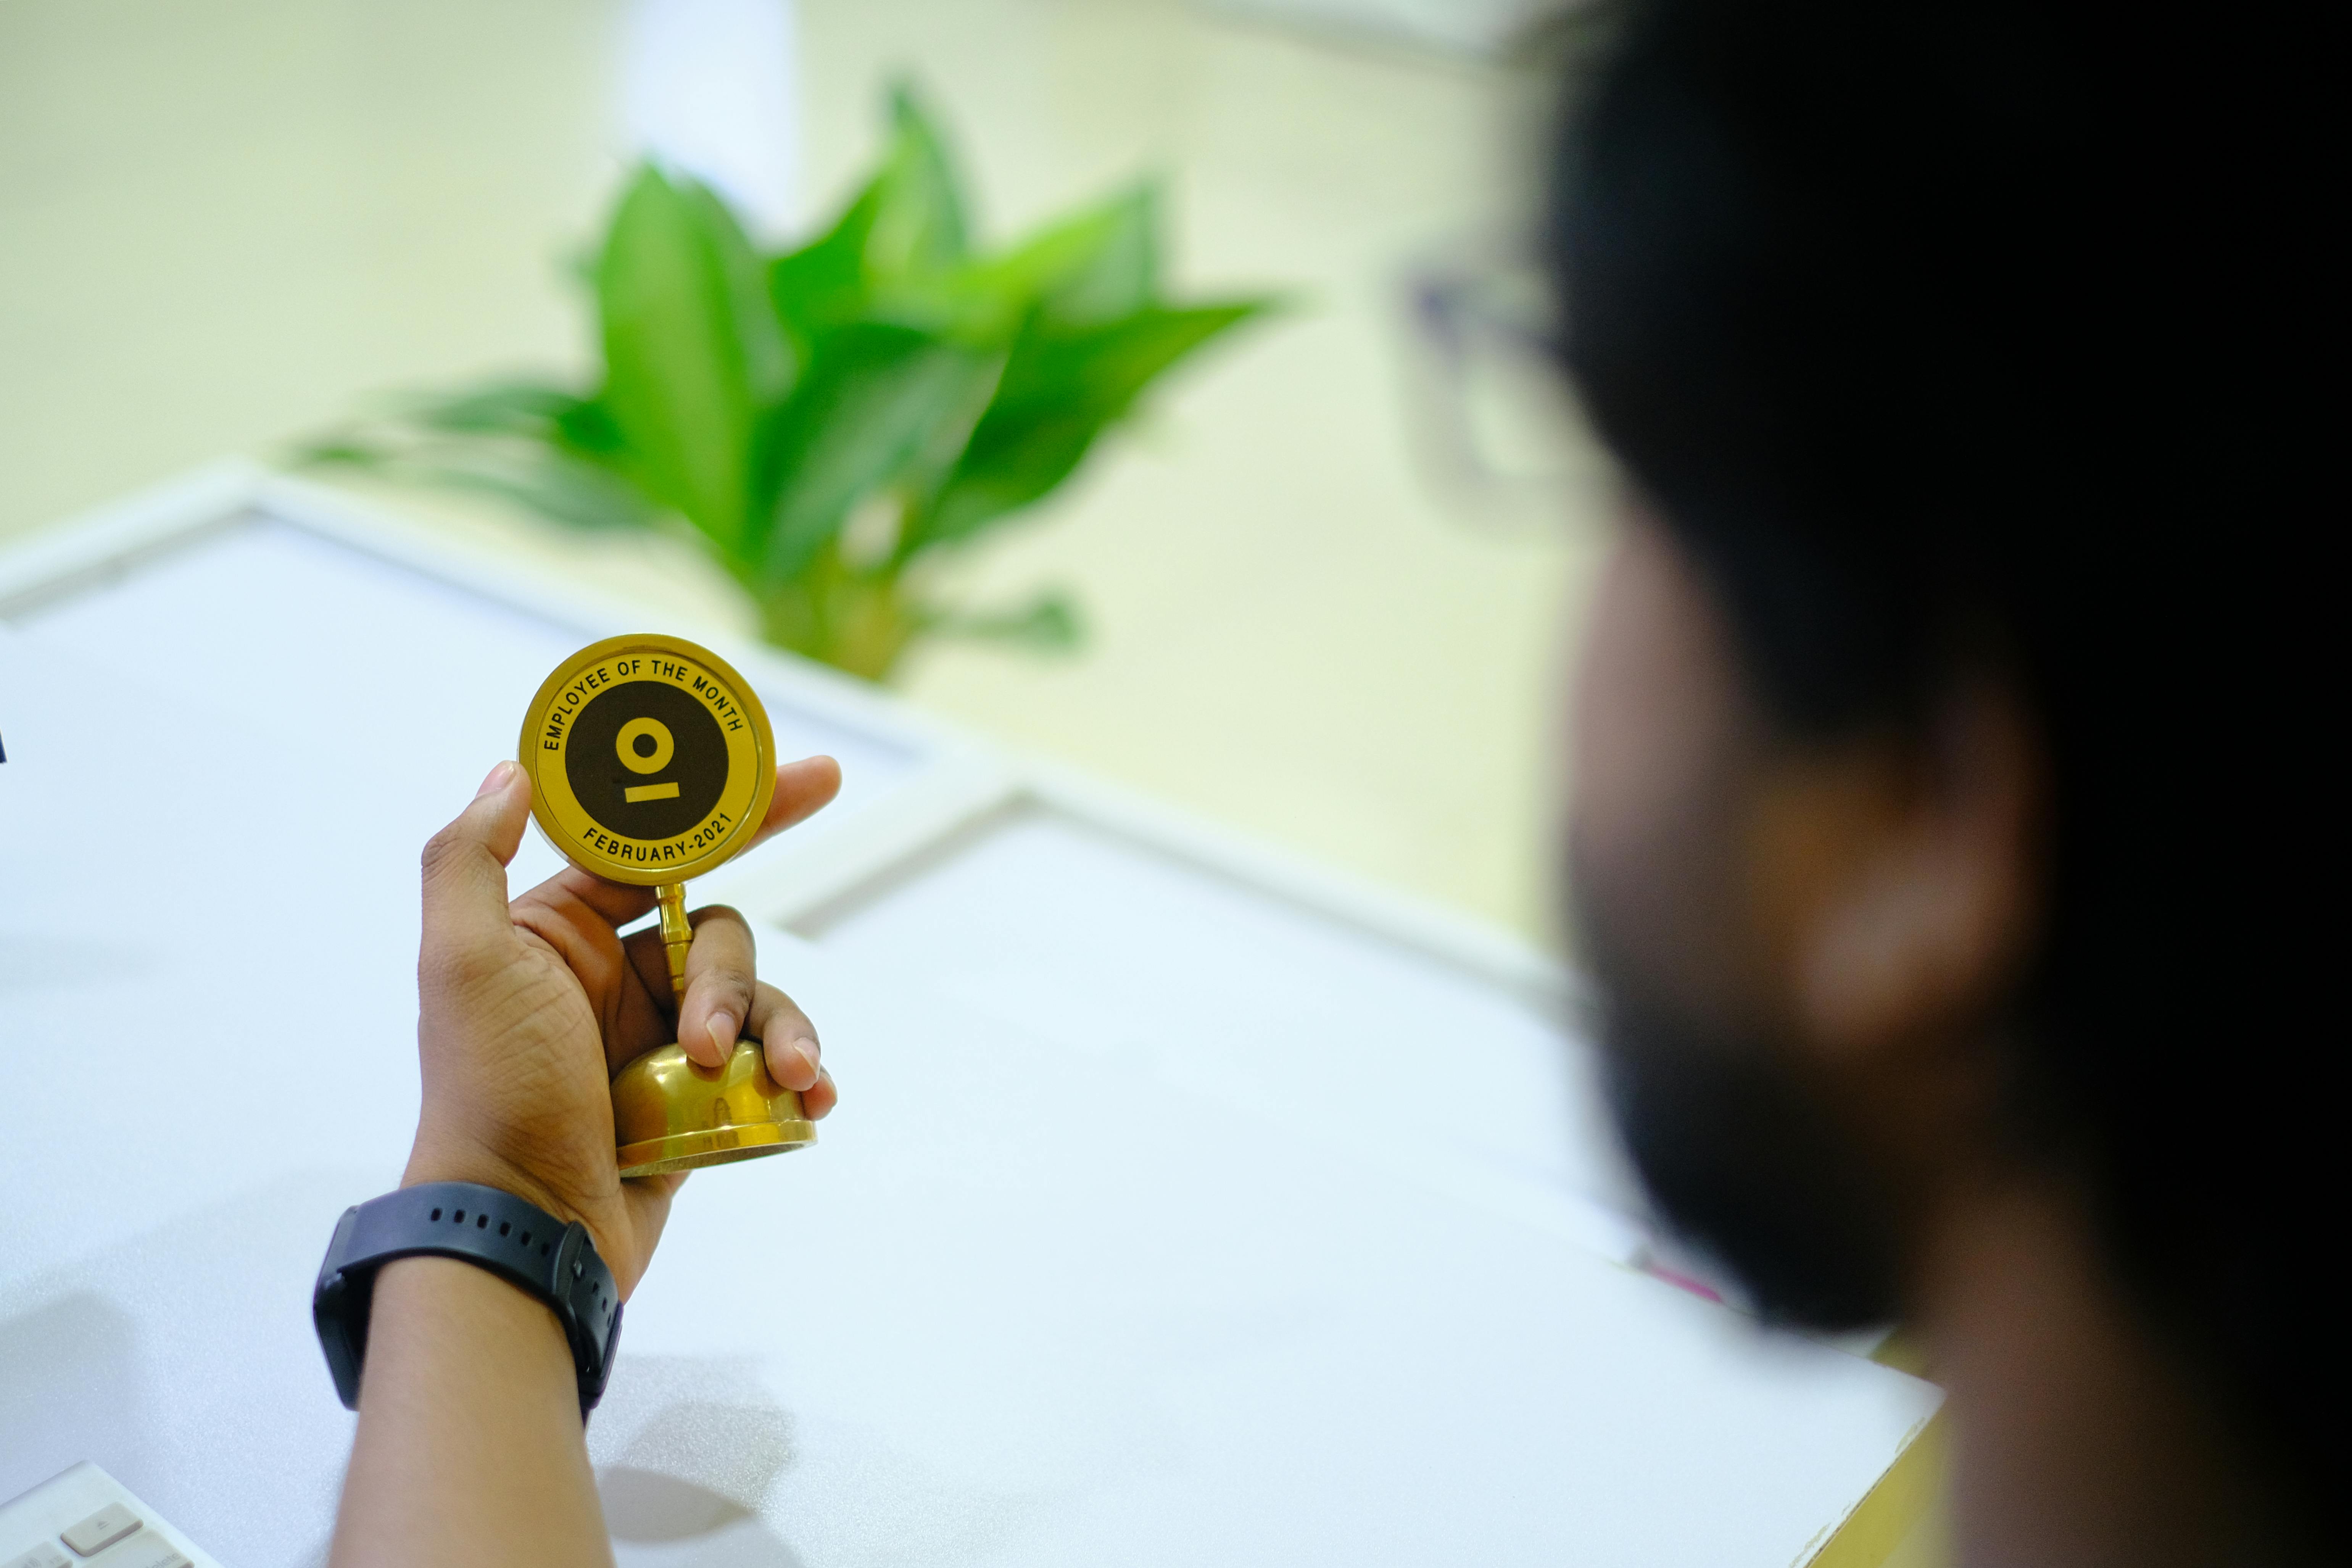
[329,1257,613,1568]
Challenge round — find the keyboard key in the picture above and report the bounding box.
[59,1507,139,1557]
[2,1544,72,1568]
[84,1540,184,1568]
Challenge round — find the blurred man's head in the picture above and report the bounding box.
[1544,0,2319,1554]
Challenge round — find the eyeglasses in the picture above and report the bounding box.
[1403,239,1617,527]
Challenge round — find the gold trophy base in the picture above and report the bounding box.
[613,1037,817,1178]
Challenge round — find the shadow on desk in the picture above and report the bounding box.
[0,1293,155,1505]
[602,1467,807,1567]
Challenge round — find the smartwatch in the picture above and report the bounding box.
[313,1182,623,1418]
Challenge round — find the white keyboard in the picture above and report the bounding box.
[0,1465,217,1568]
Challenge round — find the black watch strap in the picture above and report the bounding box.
[313,1182,623,1418]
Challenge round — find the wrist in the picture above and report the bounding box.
[330,1256,612,1568]
[368,1254,575,1383]
[314,1183,625,1419]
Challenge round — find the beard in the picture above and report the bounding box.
[1576,882,1904,1331]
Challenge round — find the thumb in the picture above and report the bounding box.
[420,760,532,959]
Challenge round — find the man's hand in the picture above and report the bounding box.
[403,755,842,1294]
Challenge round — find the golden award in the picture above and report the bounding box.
[519,632,816,1177]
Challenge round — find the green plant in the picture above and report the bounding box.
[300,84,1274,680]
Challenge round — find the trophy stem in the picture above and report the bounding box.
[655,880,691,1000]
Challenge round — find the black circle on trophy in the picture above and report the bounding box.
[564,679,730,841]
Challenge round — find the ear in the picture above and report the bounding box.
[1788,683,2041,1059]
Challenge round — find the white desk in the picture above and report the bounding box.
[0,468,1936,1566]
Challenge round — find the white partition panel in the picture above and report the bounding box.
[10,511,925,880]
[791,801,1651,1253]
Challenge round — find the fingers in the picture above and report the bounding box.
[620,906,839,1119]
[745,756,843,852]
[419,762,532,965]
[747,983,834,1119]
[675,906,758,1068]
[526,864,660,931]
[799,1068,838,1120]
[513,882,667,1062]
[610,936,836,1117]
[511,756,843,932]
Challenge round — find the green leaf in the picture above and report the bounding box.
[292,437,656,533]
[551,396,630,460]
[413,453,660,533]
[394,379,585,438]
[330,377,633,465]
[769,84,974,350]
[911,301,1268,549]
[773,92,1167,362]
[864,81,969,281]
[993,182,1160,326]
[884,182,1162,346]
[996,303,1265,415]
[596,164,795,562]
[926,590,1084,651]
[288,433,391,469]
[759,322,1003,583]
[680,181,795,406]
[770,179,883,350]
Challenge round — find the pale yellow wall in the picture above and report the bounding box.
[0,0,1617,939]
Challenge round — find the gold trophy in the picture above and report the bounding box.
[519,633,816,1177]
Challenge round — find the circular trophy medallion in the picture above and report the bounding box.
[518,633,776,885]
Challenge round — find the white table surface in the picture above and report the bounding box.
[0,509,1936,1566]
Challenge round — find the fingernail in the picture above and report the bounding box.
[708,1010,738,1053]
[793,1039,820,1082]
[476,760,516,797]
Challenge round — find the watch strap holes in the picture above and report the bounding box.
[498,1220,511,1237]
[453,1209,465,1223]
[477,1213,489,1228]
[429,1208,442,1221]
